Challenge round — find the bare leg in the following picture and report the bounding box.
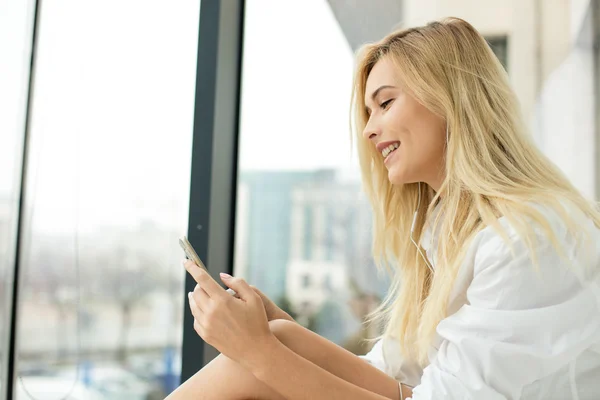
[165,351,286,400]
[165,319,400,400]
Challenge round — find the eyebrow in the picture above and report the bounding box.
[365,85,396,113]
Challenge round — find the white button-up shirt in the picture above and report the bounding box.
[360,203,600,399]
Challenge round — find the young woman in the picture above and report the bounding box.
[167,17,600,399]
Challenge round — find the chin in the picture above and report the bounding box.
[387,169,407,186]
[387,165,420,186]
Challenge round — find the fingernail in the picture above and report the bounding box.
[188,292,192,298]
[220,272,232,280]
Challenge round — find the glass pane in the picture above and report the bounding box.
[236,0,600,357]
[14,1,200,398]
[0,0,36,396]
[236,0,390,355]
[486,36,508,70]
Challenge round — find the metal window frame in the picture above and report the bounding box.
[181,0,245,382]
[5,0,41,398]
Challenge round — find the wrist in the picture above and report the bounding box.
[240,333,281,373]
[399,382,413,400]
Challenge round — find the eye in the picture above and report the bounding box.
[380,99,393,110]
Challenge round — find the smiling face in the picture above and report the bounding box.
[363,57,447,190]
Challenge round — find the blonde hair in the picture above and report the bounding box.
[351,17,600,366]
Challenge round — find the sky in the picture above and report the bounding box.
[0,0,360,233]
[239,0,357,172]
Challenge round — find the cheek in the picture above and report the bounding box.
[407,115,446,157]
[383,106,409,136]
[415,133,446,166]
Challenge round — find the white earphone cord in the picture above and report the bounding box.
[410,183,435,274]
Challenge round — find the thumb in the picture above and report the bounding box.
[220,273,254,300]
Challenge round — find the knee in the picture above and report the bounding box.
[268,319,298,344]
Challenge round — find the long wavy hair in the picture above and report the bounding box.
[351,17,600,366]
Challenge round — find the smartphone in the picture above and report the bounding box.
[179,236,237,297]
[179,236,208,271]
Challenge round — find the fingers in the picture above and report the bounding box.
[191,284,210,312]
[251,285,266,299]
[193,318,204,338]
[188,291,204,322]
[220,274,256,302]
[183,260,227,300]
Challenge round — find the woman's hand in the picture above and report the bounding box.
[249,285,295,323]
[183,260,277,367]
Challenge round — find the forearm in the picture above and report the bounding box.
[276,310,296,323]
[244,338,393,400]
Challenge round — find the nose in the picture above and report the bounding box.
[362,118,380,141]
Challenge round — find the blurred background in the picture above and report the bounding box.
[1,0,598,398]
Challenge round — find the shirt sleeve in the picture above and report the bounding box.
[408,228,600,400]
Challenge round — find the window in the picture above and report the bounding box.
[323,274,333,292]
[302,274,311,288]
[325,206,335,262]
[0,0,36,395]
[235,0,390,354]
[11,1,201,398]
[486,36,508,71]
[594,0,600,198]
[303,204,314,261]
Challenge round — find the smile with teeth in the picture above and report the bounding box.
[382,142,400,158]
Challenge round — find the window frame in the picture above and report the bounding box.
[5,0,41,398]
[181,0,245,381]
